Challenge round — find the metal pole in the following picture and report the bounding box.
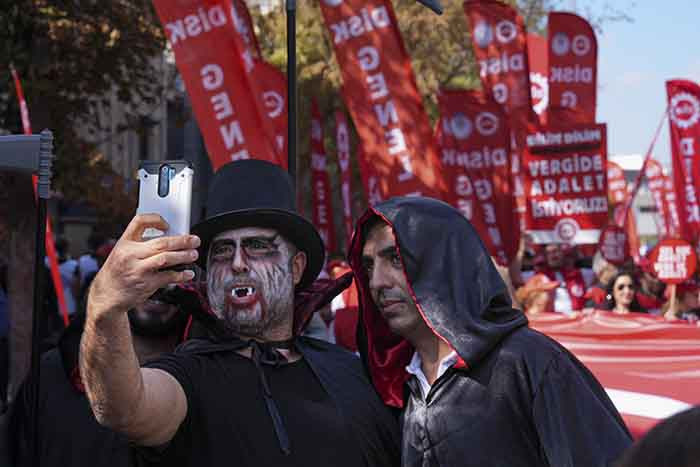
[29,129,53,467]
[286,0,297,190]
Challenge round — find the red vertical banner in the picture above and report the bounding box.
[231,0,261,59]
[645,159,675,238]
[151,0,281,169]
[463,0,533,128]
[606,160,628,206]
[335,110,354,249]
[548,12,598,124]
[311,100,337,255]
[528,33,549,123]
[523,124,608,244]
[318,0,447,200]
[437,89,515,264]
[10,65,69,326]
[254,61,287,156]
[667,80,700,243]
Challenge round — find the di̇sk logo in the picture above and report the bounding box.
[670,92,700,129]
[555,218,580,242]
[476,112,499,136]
[450,113,473,140]
[495,20,517,44]
[474,20,493,48]
[492,83,508,104]
[551,33,570,56]
[571,35,591,56]
[263,91,284,118]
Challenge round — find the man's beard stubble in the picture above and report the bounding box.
[207,256,295,338]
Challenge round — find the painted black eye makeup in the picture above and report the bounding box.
[210,234,280,261]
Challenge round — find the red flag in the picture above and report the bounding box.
[528,33,549,123]
[310,100,337,255]
[645,159,676,238]
[254,61,287,156]
[335,110,354,249]
[464,0,534,129]
[319,0,447,200]
[231,0,261,59]
[10,65,69,327]
[606,160,627,206]
[666,79,700,243]
[151,0,281,169]
[437,89,515,264]
[547,12,598,123]
[523,124,608,244]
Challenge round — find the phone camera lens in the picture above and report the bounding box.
[158,164,171,197]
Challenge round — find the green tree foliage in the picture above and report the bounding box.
[0,0,169,226]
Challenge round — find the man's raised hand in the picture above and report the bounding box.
[87,214,200,316]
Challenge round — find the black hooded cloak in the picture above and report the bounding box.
[349,197,631,467]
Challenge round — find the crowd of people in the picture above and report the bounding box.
[0,159,698,466]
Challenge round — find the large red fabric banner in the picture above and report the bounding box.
[530,310,700,439]
[310,100,337,255]
[151,0,281,169]
[547,12,597,124]
[523,124,608,244]
[231,0,261,60]
[437,89,515,264]
[528,33,548,123]
[464,0,533,129]
[667,79,700,244]
[319,0,447,200]
[335,110,354,249]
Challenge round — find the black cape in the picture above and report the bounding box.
[349,196,632,467]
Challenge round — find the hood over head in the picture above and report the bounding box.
[349,197,527,407]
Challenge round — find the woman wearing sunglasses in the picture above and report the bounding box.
[604,271,647,314]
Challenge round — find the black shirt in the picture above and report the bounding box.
[138,347,367,467]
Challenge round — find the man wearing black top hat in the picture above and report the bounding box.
[79,160,400,466]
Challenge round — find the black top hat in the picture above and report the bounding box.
[192,159,325,291]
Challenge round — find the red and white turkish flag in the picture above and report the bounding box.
[311,100,337,255]
[319,0,447,200]
[530,311,700,439]
[152,0,281,169]
[667,79,700,244]
[335,110,355,249]
[437,89,516,264]
[548,12,598,124]
[523,124,608,244]
[528,33,549,123]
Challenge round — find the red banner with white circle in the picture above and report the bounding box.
[335,110,355,249]
[666,79,700,244]
[606,160,627,206]
[437,89,516,265]
[310,100,337,255]
[318,0,447,200]
[598,225,629,265]
[547,12,597,124]
[648,238,697,284]
[151,0,282,169]
[644,159,679,238]
[523,123,608,244]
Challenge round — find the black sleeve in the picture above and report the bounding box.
[133,353,198,466]
[532,353,632,467]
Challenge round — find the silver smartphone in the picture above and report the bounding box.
[136,161,194,239]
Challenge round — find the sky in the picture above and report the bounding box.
[596,0,700,168]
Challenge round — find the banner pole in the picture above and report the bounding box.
[286,0,297,190]
[669,284,677,319]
